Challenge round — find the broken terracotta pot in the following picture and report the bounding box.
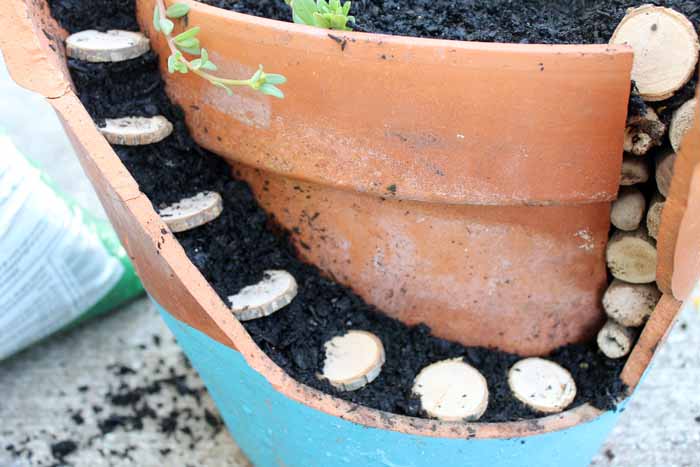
[1,0,698,466]
[136,0,635,356]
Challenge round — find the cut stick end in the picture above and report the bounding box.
[606,228,658,284]
[610,5,699,101]
[597,320,635,359]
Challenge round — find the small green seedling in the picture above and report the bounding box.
[285,0,355,31]
[154,0,286,98]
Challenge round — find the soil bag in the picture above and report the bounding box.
[0,130,143,359]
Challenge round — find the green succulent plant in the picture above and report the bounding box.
[285,0,355,31]
[153,1,286,98]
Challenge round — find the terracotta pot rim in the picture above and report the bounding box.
[190,0,632,52]
[0,0,682,441]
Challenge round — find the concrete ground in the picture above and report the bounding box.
[0,53,698,467]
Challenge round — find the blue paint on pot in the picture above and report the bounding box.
[154,298,624,467]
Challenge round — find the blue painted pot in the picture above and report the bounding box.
[154,297,633,467]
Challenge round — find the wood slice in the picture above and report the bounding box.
[412,358,489,421]
[611,186,646,231]
[66,30,150,63]
[670,98,697,153]
[620,153,650,186]
[655,149,677,196]
[610,5,699,101]
[606,228,658,283]
[507,358,576,414]
[159,191,223,233]
[624,106,667,156]
[597,320,635,359]
[228,270,298,321]
[646,192,665,240]
[99,116,173,146]
[321,330,385,392]
[602,279,661,327]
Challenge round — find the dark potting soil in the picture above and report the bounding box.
[202,0,700,44]
[52,0,628,422]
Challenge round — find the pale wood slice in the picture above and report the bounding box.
[320,330,385,392]
[606,228,658,284]
[620,153,650,186]
[670,98,697,153]
[602,278,661,327]
[412,358,489,421]
[228,270,298,321]
[611,186,646,231]
[507,358,576,414]
[624,106,666,155]
[66,30,150,63]
[655,149,677,197]
[610,5,699,101]
[597,320,635,359]
[646,192,666,240]
[159,191,223,233]
[100,116,173,146]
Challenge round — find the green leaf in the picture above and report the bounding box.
[174,26,200,42]
[264,73,286,85]
[175,37,200,49]
[166,2,190,18]
[177,45,201,55]
[153,6,161,31]
[260,83,284,99]
[291,0,317,25]
[191,58,202,70]
[167,53,178,73]
[159,17,174,35]
[200,48,209,63]
[201,60,218,71]
[312,12,330,28]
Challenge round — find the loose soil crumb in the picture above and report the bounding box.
[50,0,632,421]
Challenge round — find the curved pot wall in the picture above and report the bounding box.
[137,0,634,355]
[0,1,696,466]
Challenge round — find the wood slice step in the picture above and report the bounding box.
[66,30,150,63]
[320,330,385,392]
[159,191,223,233]
[228,270,298,321]
[412,358,489,422]
[99,116,173,146]
[507,358,576,414]
[610,5,699,102]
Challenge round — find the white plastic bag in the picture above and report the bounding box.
[0,132,142,359]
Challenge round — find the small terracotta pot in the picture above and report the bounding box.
[1,1,698,466]
[135,0,636,355]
